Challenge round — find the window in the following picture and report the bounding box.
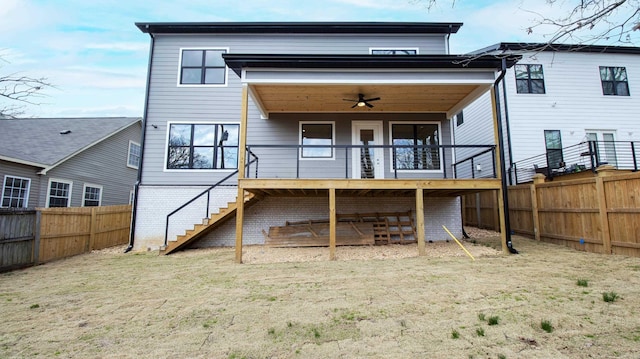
[371,49,418,55]
[515,64,545,94]
[455,111,464,127]
[300,122,334,159]
[600,66,629,96]
[179,49,227,85]
[83,184,102,207]
[390,123,441,171]
[128,141,141,169]
[48,179,72,208]
[1,175,30,208]
[544,130,564,169]
[167,123,239,169]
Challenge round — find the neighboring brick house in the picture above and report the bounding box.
[454,43,640,184]
[130,22,519,260]
[0,117,142,208]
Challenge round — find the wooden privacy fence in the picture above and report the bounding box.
[0,205,131,272]
[464,168,640,257]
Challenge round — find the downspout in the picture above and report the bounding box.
[494,58,517,254]
[445,24,452,54]
[501,69,514,185]
[126,29,155,253]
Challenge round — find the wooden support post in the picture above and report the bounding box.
[235,84,249,264]
[329,188,336,260]
[416,188,426,256]
[531,174,544,241]
[490,87,509,255]
[88,207,97,251]
[33,210,41,265]
[596,168,613,254]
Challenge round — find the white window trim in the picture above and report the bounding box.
[46,178,73,208]
[163,121,240,173]
[299,121,336,161]
[127,140,141,169]
[176,47,230,88]
[82,183,103,207]
[369,47,419,55]
[1,175,31,208]
[388,121,443,173]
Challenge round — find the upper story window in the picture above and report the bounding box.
[299,122,335,159]
[179,49,227,85]
[48,179,72,208]
[600,66,629,96]
[390,122,441,171]
[371,49,418,55]
[167,123,239,170]
[515,64,545,94]
[2,175,30,208]
[455,111,464,127]
[128,141,141,169]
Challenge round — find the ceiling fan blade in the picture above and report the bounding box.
[364,97,381,102]
[365,102,374,108]
[351,103,358,108]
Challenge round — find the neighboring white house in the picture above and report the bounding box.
[454,43,640,184]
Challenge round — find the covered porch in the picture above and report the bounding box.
[224,54,519,262]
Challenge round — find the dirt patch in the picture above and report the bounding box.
[2,230,640,358]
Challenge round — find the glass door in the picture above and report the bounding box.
[586,131,617,166]
[352,121,384,179]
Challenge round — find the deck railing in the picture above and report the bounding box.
[512,140,639,184]
[245,144,496,180]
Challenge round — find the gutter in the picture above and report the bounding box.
[126,29,155,253]
[493,58,518,254]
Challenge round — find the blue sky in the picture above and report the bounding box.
[1,0,636,118]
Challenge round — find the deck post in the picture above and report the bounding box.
[329,188,336,260]
[235,84,249,264]
[490,87,509,255]
[416,188,426,256]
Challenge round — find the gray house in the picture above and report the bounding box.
[0,117,142,208]
[130,22,519,260]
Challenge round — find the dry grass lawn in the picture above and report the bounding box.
[1,233,640,358]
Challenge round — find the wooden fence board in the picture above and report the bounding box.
[0,209,36,271]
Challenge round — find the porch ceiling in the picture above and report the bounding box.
[250,83,483,114]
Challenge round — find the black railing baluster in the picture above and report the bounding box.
[471,158,475,179]
[632,142,638,172]
[345,147,349,178]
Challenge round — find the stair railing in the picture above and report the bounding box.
[164,150,258,247]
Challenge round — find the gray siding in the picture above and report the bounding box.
[0,160,42,208]
[142,33,450,185]
[38,122,141,207]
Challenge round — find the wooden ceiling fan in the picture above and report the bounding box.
[343,93,381,108]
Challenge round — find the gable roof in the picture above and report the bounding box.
[471,42,640,55]
[136,21,462,35]
[0,117,141,173]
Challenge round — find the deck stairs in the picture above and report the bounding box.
[160,192,259,255]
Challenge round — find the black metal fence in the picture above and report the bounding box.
[512,141,639,184]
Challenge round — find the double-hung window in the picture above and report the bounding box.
[300,122,335,159]
[544,130,564,169]
[167,123,239,170]
[179,49,227,85]
[128,141,141,169]
[390,122,441,171]
[83,184,102,207]
[1,175,30,208]
[515,64,545,94]
[48,179,72,208]
[600,66,629,96]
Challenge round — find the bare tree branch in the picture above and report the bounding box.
[0,56,54,119]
